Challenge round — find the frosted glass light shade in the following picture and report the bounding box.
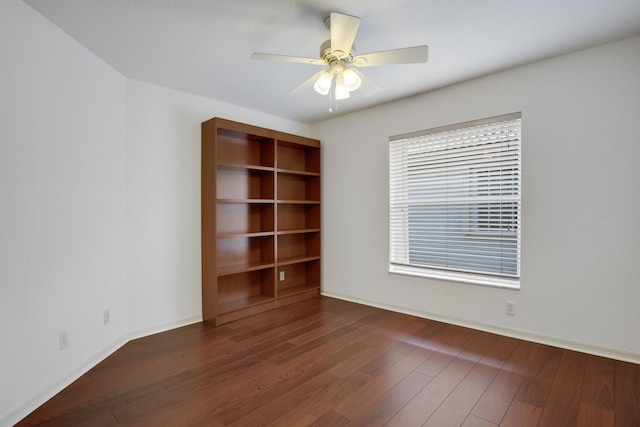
[313,71,333,95]
[342,68,361,92]
[334,74,350,100]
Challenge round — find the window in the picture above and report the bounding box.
[389,113,521,288]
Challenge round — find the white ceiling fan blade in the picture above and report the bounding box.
[352,45,429,67]
[288,70,327,95]
[251,52,325,66]
[351,68,381,97]
[330,12,360,60]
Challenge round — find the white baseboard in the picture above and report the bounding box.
[322,291,640,365]
[2,336,128,427]
[128,315,203,341]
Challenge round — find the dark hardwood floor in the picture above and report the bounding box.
[17,297,640,426]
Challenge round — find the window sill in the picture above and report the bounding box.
[389,264,520,290]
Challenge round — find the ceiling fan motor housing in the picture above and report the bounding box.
[320,39,355,64]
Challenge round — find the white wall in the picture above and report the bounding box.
[0,1,128,425]
[126,80,310,337]
[312,35,640,363]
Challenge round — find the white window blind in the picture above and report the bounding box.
[389,113,521,288]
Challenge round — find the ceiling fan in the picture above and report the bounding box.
[251,12,429,100]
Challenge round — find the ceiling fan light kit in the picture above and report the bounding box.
[312,62,362,99]
[252,12,429,102]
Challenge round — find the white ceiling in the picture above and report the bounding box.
[23,0,640,124]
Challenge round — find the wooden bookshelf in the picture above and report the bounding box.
[202,118,321,326]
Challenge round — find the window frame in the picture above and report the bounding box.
[389,112,522,289]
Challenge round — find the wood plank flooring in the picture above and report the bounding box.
[17,297,640,426]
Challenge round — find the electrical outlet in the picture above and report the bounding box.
[279,271,285,281]
[505,301,516,316]
[59,330,69,350]
[103,309,110,325]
